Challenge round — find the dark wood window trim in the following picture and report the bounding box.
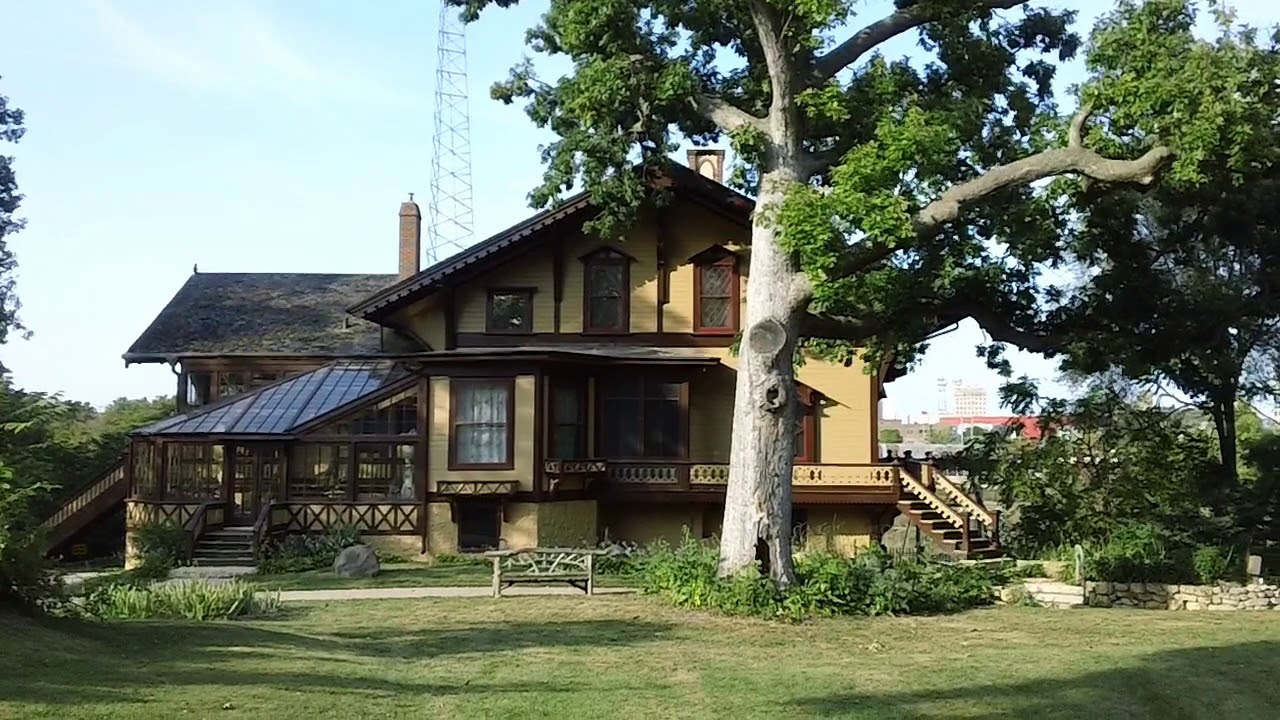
[693,253,740,335]
[581,247,632,334]
[449,377,517,470]
[485,287,536,334]
[795,388,818,463]
[597,374,690,459]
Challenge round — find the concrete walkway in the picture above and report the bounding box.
[272,585,637,602]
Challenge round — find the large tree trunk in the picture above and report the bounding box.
[718,168,805,586]
[1210,392,1239,486]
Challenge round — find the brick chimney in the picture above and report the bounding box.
[398,193,422,280]
[687,148,726,184]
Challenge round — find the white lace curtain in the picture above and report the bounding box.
[455,383,510,464]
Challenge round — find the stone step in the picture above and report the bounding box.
[195,548,256,559]
[198,538,254,548]
[190,558,257,567]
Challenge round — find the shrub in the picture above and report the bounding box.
[258,527,361,574]
[641,533,996,620]
[595,539,644,576]
[1084,523,1197,583]
[1192,546,1231,584]
[83,579,280,621]
[0,474,64,612]
[131,521,188,571]
[1009,562,1048,579]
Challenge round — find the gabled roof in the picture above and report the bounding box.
[124,273,396,364]
[347,161,755,320]
[133,360,408,436]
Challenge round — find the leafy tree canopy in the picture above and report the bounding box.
[455,0,1265,369]
[0,77,25,349]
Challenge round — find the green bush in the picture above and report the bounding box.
[640,532,996,620]
[1192,546,1231,584]
[595,540,644,576]
[259,527,361,574]
[83,579,280,621]
[132,521,187,571]
[1009,563,1048,579]
[1085,523,1183,582]
[0,473,64,612]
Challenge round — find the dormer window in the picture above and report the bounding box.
[486,288,534,333]
[691,246,740,334]
[582,248,631,333]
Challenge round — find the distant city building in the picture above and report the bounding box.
[951,382,988,417]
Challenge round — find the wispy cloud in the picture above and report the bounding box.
[87,0,422,109]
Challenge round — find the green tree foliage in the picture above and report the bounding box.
[959,385,1280,560]
[877,427,903,443]
[924,425,960,445]
[455,0,1270,581]
[1045,21,1280,481]
[0,77,25,348]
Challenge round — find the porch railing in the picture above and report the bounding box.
[577,460,900,489]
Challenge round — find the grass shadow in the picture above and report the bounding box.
[0,609,672,709]
[793,641,1280,719]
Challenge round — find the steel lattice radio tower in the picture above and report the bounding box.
[428,1,474,264]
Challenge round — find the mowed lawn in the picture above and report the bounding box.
[4,598,1280,719]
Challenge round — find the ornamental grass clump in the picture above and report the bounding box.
[83,580,280,621]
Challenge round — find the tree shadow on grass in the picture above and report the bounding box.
[792,641,1280,720]
[0,611,672,709]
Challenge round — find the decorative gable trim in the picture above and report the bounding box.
[687,244,740,265]
[577,245,638,264]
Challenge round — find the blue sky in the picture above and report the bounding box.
[0,0,1274,416]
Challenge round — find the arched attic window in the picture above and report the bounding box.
[689,245,740,335]
[581,247,634,333]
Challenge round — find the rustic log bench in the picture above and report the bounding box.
[484,548,603,598]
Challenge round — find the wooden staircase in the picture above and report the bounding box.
[40,459,128,553]
[191,527,256,567]
[896,462,1002,560]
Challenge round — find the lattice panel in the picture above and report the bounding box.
[543,460,607,475]
[282,503,419,534]
[126,502,200,528]
[689,464,729,485]
[792,465,899,487]
[435,480,519,496]
[608,464,679,485]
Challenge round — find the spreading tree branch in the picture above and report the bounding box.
[812,0,1031,82]
[820,106,1169,278]
[692,93,766,133]
[802,298,1063,354]
[912,138,1172,237]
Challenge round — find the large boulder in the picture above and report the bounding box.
[333,544,380,578]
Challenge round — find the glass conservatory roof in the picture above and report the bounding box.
[134,361,408,437]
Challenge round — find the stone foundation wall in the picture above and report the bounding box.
[1085,581,1280,610]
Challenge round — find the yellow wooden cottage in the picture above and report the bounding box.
[44,150,999,565]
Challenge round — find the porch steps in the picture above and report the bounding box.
[192,527,256,567]
[896,479,1002,561]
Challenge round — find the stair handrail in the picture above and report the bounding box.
[39,459,128,531]
[928,466,995,528]
[898,471,967,528]
[182,501,219,562]
[250,503,288,563]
